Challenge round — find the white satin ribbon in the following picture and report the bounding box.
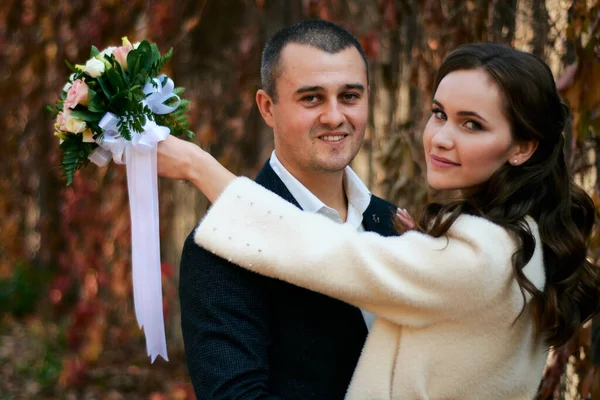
[87,78,180,362]
[143,75,180,115]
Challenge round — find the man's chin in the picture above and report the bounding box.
[310,161,350,174]
[318,156,357,172]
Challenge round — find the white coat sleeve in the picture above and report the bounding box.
[194,177,516,327]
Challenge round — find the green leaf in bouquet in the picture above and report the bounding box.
[96,75,115,98]
[59,135,95,186]
[116,119,133,141]
[154,95,193,139]
[114,60,129,86]
[126,42,146,80]
[87,89,107,113]
[127,41,155,84]
[151,43,161,58]
[46,105,59,119]
[90,45,100,59]
[108,85,143,110]
[105,68,126,92]
[147,43,162,76]
[70,110,104,122]
[65,60,80,73]
[152,47,173,77]
[88,121,102,137]
[116,102,156,140]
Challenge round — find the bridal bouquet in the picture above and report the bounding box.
[49,37,192,185]
[48,37,193,362]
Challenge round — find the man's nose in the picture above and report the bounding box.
[319,100,345,128]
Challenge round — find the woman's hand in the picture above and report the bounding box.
[157,135,200,182]
[157,135,237,203]
[396,208,416,230]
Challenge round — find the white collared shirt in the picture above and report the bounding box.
[269,151,376,331]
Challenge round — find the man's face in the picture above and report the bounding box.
[260,43,369,180]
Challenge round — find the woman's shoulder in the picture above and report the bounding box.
[439,214,523,263]
[447,214,513,244]
[447,214,545,290]
[449,213,539,242]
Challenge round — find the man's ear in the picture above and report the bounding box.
[256,89,275,128]
[510,139,539,166]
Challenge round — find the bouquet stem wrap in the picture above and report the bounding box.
[88,75,180,362]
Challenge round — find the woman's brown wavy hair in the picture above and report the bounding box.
[404,43,600,348]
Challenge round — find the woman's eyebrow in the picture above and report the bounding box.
[432,99,488,123]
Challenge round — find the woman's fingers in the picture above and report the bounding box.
[157,135,194,181]
[396,208,416,229]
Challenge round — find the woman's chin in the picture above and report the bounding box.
[427,180,451,191]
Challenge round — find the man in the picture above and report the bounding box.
[179,20,397,399]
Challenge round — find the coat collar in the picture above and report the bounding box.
[255,160,302,210]
[254,160,398,237]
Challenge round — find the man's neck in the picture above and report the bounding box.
[288,165,349,221]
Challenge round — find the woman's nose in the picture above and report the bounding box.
[430,124,454,150]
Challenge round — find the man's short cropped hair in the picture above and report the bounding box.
[260,19,369,102]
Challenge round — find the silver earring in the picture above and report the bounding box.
[513,159,518,165]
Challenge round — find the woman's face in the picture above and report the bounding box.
[423,69,518,191]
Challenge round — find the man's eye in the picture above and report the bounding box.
[343,93,359,101]
[302,95,319,103]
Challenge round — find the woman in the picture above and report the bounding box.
[157,43,600,399]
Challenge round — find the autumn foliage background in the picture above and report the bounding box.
[1,0,599,399]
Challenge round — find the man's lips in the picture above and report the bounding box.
[317,132,349,143]
[430,154,460,166]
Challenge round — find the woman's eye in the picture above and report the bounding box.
[465,120,483,131]
[432,109,446,120]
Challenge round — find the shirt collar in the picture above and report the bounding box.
[269,151,371,226]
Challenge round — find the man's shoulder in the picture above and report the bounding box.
[181,160,286,264]
[364,194,398,237]
[369,194,396,213]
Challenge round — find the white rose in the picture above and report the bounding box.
[83,58,105,78]
[98,46,117,58]
[65,116,87,133]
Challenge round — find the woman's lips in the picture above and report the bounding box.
[430,154,460,168]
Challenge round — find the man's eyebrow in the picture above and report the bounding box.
[344,83,365,92]
[432,99,488,123]
[295,83,366,95]
[296,86,324,94]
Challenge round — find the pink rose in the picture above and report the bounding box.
[113,44,133,70]
[56,108,86,133]
[64,79,89,109]
[56,109,68,131]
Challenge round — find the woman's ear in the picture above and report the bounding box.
[509,140,539,166]
[256,89,275,128]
